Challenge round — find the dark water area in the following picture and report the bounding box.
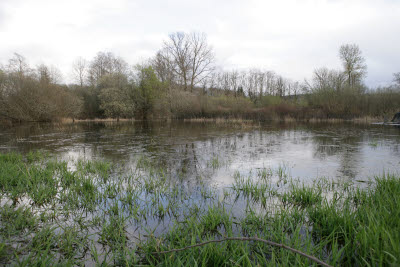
[1,121,399,186]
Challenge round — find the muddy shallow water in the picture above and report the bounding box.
[1,121,399,185]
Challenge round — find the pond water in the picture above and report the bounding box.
[1,121,399,186]
[1,121,400,264]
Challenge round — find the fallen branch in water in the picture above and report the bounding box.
[152,236,333,267]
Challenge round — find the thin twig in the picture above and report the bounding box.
[152,236,333,267]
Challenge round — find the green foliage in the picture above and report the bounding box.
[99,73,134,118]
[307,85,366,117]
[75,86,103,118]
[132,66,165,119]
[99,87,132,118]
[207,95,253,115]
[256,95,283,107]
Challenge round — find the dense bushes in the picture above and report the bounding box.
[1,52,399,123]
[0,70,81,122]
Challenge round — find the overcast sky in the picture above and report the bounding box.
[0,0,399,87]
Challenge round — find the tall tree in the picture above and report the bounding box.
[87,52,128,86]
[98,73,132,120]
[7,53,30,77]
[72,57,87,87]
[339,44,367,89]
[188,32,214,91]
[393,72,400,88]
[162,32,214,91]
[311,67,346,92]
[133,65,163,120]
[37,64,62,85]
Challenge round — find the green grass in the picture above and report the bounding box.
[0,151,399,266]
[281,183,322,207]
[0,205,38,238]
[368,140,378,147]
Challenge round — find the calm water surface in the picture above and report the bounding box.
[1,121,399,186]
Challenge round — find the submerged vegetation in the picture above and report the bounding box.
[0,151,399,266]
[1,33,400,123]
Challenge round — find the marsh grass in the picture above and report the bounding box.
[368,140,378,147]
[282,183,323,207]
[210,156,220,169]
[0,151,399,266]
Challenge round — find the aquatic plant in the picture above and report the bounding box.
[0,151,399,266]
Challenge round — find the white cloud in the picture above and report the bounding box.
[0,0,399,86]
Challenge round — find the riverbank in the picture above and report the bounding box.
[0,152,398,266]
[182,115,382,124]
[0,113,384,127]
[66,115,383,123]
[51,115,384,125]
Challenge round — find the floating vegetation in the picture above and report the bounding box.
[368,140,378,147]
[0,151,399,266]
[207,155,221,169]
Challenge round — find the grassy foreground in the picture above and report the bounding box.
[0,152,399,266]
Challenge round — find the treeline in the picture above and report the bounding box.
[1,32,399,122]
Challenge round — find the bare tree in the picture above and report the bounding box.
[393,72,400,87]
[188,32,214,91]
[6,53,34,90]
[257,71,266,98]
[223,72,232,93]
[291,81,300,98]
[311,67,346,92]
[152,50,176,84]
[229,70,239,96]
[87,52,128,86]
[37,64,51,84]
[339,44,367,88]
[265,71,276,95]
[49,66,63,84]
[72,57,87,87]
[247,69,258,99]
[207,71,218,95]
[312,67,331,91]
[275,75,286,97]
[162,32,215,91]
[163,32,191,90]
[7,53,30,76]
[37,64,62,84]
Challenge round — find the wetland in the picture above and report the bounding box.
[0,121,399,266]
